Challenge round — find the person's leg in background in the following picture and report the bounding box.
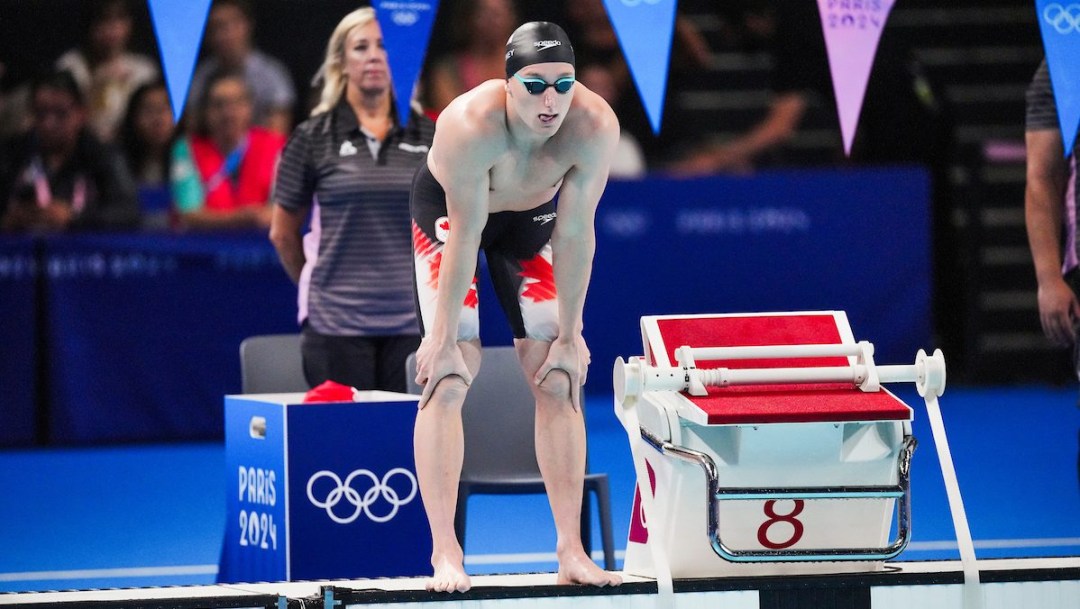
[300,325,378,389]
[377,334,423,393]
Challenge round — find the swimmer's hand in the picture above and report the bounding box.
[415,337,472,409]
[534,335,590,412]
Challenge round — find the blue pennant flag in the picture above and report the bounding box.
[375,1,440,126]
[602,0,678,134]
[148,0,212,122]
[1036,0,1080,156]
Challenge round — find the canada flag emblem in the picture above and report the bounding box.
[435,216,451,243]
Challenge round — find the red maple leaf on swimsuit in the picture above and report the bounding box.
[519,255,557,302]
[412,221,477,307]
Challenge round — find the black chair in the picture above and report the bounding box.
[238,334,308,394]
[406,345,616,570]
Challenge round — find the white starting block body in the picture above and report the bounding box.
[617,311,920,579]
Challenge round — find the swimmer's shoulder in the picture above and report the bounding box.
[562,83,619,155]
[430,81,509,176]
[438,80,510,140]
[567,83,619,135]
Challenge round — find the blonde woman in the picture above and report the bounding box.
[270,7,435,392]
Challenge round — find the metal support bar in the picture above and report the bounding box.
[639,428,917,563]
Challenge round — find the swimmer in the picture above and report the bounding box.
[410,21,622,593]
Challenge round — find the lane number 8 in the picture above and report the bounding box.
[756,499,805,549]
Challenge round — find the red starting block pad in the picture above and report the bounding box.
[686,384,911,426]
[618,311,919,579]
[644,312,912,425]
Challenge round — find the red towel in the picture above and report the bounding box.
[302,380,357,403]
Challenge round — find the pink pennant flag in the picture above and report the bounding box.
[817,0,896,155]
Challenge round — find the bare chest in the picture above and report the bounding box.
[486,151,570,212]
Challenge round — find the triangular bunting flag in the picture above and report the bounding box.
[817,0,895,156]
[602,0,678,135]
[148,0,212,122]
[1036,0,1080,157]
[375,0,440,126]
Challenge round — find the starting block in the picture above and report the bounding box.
[614,311,947,580]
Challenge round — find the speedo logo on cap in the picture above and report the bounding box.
[535,40,562,51]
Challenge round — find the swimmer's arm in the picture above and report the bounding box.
[550,112,620,340]
[427,124,493,346]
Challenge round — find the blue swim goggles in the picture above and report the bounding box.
[514,74,576,95]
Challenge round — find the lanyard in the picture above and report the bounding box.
[205,135,249,193]
[31,156,86,213]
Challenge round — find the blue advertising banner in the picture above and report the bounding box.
[0,237,38,447]
[602,0,677,134]
[12,168,929,444]
[44,233,296,444]
[375,0,440,126]
[1036,0,1080,155]
[148,0,212,121]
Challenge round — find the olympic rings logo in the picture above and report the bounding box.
[1043,3,1080,34]
[306,468,418,524]
[391,11,419,26]
[619,0,663,7]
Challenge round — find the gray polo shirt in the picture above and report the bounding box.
[273,100,435,336]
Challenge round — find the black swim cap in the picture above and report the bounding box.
[504,22,575,78]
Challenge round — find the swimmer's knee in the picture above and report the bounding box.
[535,368,572,402]
[431,374,471,404]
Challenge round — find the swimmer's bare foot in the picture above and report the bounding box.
[556,549,622,587]
[427,553,471,593]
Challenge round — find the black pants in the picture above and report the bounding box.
[300,325,420,393]
[1070,270,1080,491]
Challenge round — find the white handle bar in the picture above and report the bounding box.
[614,344,945,403]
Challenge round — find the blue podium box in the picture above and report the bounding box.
[220,391,432,583]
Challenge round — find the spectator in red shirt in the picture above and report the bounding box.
[170,69,284,231]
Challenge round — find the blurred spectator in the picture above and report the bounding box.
[0,70,139,232]
[0,60,32,137]
[187,0,296,135]
[423,0,517,115]
[170,70,284,231]
[578,62,645,179]
[707,0,776,52]
[270,7,435,392]
[118,80,175,230]
[55,0,159,143]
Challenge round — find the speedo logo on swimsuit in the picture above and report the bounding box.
[533,212,557,225]
[535,40,562,51]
